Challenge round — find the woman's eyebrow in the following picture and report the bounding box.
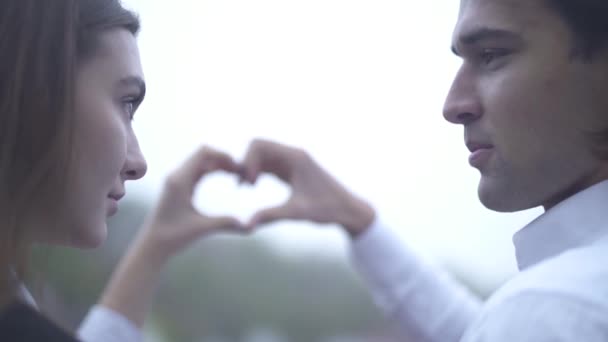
[117,76,146,98]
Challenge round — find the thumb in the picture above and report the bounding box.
[247,204,294,229]
[198,215,245,234]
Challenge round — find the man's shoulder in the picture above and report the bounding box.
[462,287,608,342]
[461,241,608,342]
[492,237,608,309]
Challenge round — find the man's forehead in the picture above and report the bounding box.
[455,0,546,37]
[459,0,534,12]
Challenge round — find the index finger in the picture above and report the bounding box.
[241,139,301,184]
[170,146,240,195]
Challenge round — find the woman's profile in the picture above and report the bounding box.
[0,1,245,340]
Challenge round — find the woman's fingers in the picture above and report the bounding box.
[167,146,241,198]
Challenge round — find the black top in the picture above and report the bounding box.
[0,301,78,341]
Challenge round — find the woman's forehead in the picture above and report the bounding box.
[84,29,144,81]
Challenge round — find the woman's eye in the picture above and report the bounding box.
[122,98,138,120]
[124,102,134,120]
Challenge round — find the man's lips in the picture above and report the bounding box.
[466,141,494,153]
[466,141,494,168]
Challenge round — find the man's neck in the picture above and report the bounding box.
[542,171,608,211]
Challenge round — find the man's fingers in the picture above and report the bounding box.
[240,140,264,184]
[241,139,304,184]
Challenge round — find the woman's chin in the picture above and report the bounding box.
[67,223,108,249]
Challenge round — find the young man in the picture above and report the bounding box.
[236,0,608,340]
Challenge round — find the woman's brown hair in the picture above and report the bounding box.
[0,0,140,306]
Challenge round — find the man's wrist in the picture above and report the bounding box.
[341,198,376,238]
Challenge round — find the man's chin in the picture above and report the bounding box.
[477,179,535,213]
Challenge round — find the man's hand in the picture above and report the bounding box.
[240,139,376,237]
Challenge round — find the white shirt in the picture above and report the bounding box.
[352,180,608,341]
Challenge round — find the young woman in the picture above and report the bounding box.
[0,1,244,340]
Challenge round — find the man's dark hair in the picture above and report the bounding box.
[545,0,608,160]
[546,0,608,59]
[547,1,608,157]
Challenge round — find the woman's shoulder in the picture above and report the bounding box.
[0,300,78,341]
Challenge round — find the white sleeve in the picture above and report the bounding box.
[351,218,482,342]
[77,305,142,342]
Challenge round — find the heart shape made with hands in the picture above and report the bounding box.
[193,170,290,225]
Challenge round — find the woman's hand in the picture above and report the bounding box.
[138,146,246,261]
[99,145,246,327]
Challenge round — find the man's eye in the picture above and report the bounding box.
[478,48,508,67]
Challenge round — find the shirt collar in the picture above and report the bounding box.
[513,180,608,270]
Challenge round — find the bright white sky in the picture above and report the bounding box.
[121,0,543,291]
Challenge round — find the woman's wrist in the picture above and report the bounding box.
[98,225,170,327]
[128,218,183,267]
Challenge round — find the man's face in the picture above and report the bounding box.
[444,0,608,212]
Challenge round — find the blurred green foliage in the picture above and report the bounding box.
[29,198,400,341]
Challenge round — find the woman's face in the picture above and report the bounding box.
[59,29,148,248]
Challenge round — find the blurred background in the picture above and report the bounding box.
[32,0,543,341]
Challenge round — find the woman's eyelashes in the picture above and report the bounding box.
[121,93,144,121]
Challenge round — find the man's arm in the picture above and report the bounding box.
[352,219,481,341]
[240,139,482,341]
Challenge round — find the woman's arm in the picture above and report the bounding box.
[79,146,245,340]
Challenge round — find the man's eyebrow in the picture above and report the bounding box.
[451,27,521,56]
[118,76,146,98]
